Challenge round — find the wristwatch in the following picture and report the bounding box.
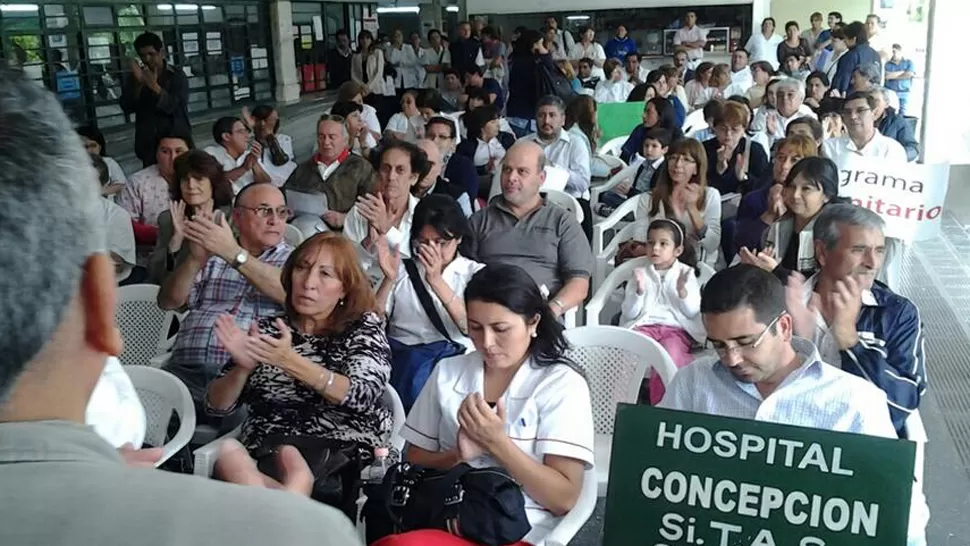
[231,249,249,269]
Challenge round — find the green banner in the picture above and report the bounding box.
[598,101,645,144]
[603,405,915,546]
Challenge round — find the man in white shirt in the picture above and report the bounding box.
[726,48,753,93]
[822,91,907,166]
[544,15,575,54]
[866,14,892,64]
[91,153,137,282]
[421,29,452,89]
[673,11,708,65]
[204,116,271,194]
[624,52,649,84]
[661,264,928,546]
[751,77,816,147]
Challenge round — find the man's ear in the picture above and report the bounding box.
[80,254,123,358]
[813,240,827,268]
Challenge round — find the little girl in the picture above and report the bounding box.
[620,218,706,405]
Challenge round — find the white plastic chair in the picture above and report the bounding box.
[681,107,708,134]
[116,284,180,367]
[586,256,649,327]
[125,365,196,467]
[285,223,305,247]
[564,326,677,496]
[592,218,649,295]
[590,163,638,216]
[697,262,716,288]
[596,135,627,157]
[193,384,407,478]
[591,153,627,182]
[542,188,584,225]
[545,469,598,546]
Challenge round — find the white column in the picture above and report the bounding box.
[270,0,301,105]
[922,0,970,164]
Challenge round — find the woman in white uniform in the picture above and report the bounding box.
[376,263,595,546]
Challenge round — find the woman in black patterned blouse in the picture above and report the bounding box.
[206,231,393,454]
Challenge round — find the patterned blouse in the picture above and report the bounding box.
[219,311,393,453]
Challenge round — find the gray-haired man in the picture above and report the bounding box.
[0,69,361,546]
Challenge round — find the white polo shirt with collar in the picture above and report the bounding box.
[822,133,909,168]
[344,194,420,282]
[729,66,753,91]
[402,352,595,545]
[520,131,591,199]
[204,144,254,195]
[673,25,708,61]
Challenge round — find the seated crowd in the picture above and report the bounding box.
[0,10,931,546]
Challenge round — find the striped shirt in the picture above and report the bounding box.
[165,242,292,400]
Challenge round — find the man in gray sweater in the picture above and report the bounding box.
[0,69,362,546]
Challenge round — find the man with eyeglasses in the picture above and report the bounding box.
[158,183,293,424]
[426,116,480,202]
[822,91,906,166]
[661,264,929,546]
[204,116,272,195]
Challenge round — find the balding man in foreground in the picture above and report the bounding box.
[0,70,361,545]
[467,141,592,319]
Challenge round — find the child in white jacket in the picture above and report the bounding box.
[620,218,706,404]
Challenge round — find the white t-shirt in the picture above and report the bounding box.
[472,137,507,168]
[402,352,595,545]
[385,112,412,136]
[385,255,485,349]
[204,145,253,195]
[593,79,634,104]
[745,33,784,70]
[822,134,908,168]
[569,42,607,80]
[344,194,419,283]
[674,25,708,60]
[104,156,128,186]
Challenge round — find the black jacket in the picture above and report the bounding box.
[119,62,190,167]
[444,153,480,200]
[702,137,771,195]
[878,109,919,162]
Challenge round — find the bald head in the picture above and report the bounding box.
[500,141,547,207]
[416,139,443,190]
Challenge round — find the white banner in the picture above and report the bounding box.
[838,158,950,242]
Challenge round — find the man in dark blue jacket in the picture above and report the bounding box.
[787,203,926,438]
[873,88,919,161]
[832,21,881,93]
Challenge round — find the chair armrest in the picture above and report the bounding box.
[590,164,636,208]
[545,470,598,546]
[159,398,196,467]
[592,195,641,257]
[192,425,243,477]
[148,353,171,369]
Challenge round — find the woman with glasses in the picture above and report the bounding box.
[373,194,484,410]
[149,149,234,284]
[207,231,392,513]
[634,138,722,267]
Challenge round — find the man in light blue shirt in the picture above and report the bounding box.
[661,264,928,546]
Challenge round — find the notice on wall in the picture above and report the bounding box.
[838,158,950,242]
[603,405,915,546]
[363,16,378,34]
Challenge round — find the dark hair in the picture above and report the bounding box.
[829,11,843,21]
[645,69,666,86]
[330,100,363,118]
[157,130,194,151]
[643,127,672,148]
[76,125,107,156]
[133,32,163,52]
[628,83,657,102]
[465,105,498,140]
[806,71,830,89]
[410,193,472,256]
[786,116,824,142]
[647,218,699,273]
[761,17,776,28]
[784,156,844,202]
[816,97,844,118]
[380,139,431,180]
[577,57,594,68]
[750,60,774,75]
[602,58,622,79]
[443,67,461,80]
[463,264,578,371]
[694,61,714,81]
[426,115,456,139]
[701,264,786,324]
[512,29,541,57]
[251,104,280,133]
[645,97,677,132]
[624,51,640,62]
[463,65,484,78]
[172,149,234,212]
[536,94,566,113]
[702,99,724,122]
[416,88,442,111]
[427,28,441,41]
[357,29,376,50]
[844,90,878,110]
[464,86,491,109]
[843,21,868,44]
[337,81,365,102]
[810,11,823,21]
[481,26,498,40]
[830,26,846,41]
[212,116,242,145]
[726,95,750,107]
[566,95,598,150]
[89,153,109,186]
[785,20,799,32]
[336,28,349,38]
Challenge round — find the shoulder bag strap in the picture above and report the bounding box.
[403,259,455,343]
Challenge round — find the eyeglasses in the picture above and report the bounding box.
[239,206,292,220]
[841,107,872,118]
[705,313,783,357]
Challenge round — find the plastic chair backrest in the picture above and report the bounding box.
[542,188,584,224]
[285,223,305,247]
[682,108,708,133]
[383,385,407,451]
[697,262,716,287]
[564,325,676,435]
[596,136,627,157]
[125,365,196,467]
[116,284,177,367]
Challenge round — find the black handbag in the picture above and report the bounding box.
[362,462,531,546]
[253,435,364,519]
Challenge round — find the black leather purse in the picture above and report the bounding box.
[253,435,364,519]
[362,462,531,546]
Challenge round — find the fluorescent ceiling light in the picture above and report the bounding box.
[376,6,419,14]
[0,4,39,12]
[445,5,459,12]
[566,15,590,21]
[156,3,215,11]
